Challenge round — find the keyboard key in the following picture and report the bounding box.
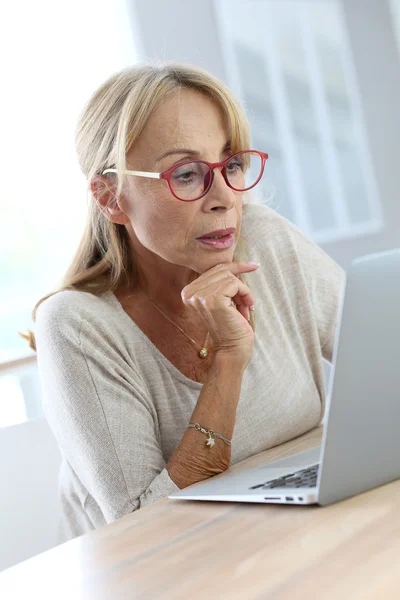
[258,464,320,490]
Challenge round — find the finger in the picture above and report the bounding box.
[231,283,255,314]
[186,278,255,327]
[182,263,258,305]
[228,261,260,276]
[194,260,259,280]
[208,279,253,323]
[230,297,250,322]
[182,270,255,310]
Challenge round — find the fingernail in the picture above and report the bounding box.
[248,261,260,266]
[250,305,255,311]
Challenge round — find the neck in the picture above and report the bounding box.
[120,229,199,318]
[138,266,198,318]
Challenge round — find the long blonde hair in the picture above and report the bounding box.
[21,62,253,351]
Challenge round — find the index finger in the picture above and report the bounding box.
[228,261,260,276]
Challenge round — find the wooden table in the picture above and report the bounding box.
[1,426,400,600]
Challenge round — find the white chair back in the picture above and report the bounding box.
[0,418,62,571]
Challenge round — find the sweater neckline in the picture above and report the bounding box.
[105,290,204,390]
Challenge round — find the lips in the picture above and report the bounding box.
[196,229,236,249]
[197,228,236,239]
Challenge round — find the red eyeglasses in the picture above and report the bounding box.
[103,150,268,202]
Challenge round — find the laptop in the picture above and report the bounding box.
[169,248,400,506]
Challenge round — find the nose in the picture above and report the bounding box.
[201,167,238,212]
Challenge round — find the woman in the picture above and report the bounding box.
[25,63,344,541]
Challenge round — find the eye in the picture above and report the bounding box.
[174,169,197,181]
[226,158,243,173]
[171,163,203,186]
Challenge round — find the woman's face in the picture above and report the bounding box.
[119,89,243,277]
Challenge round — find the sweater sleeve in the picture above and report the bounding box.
[241,203,345,364]
[35,293,180,525]
[284,218,346,363]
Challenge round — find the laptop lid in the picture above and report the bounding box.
[317,249,400,505]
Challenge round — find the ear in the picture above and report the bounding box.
[90,175,130,225]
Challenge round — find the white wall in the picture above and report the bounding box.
[131,0,227,80]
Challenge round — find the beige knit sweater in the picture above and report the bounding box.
[35,203,344,541]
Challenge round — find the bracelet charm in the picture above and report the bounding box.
[187,422,232,448]
[206,432,215,447]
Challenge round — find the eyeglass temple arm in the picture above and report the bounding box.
[102,168,161,179]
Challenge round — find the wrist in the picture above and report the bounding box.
[212,349,249,377]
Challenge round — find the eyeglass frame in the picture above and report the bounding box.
[102,149,269,202]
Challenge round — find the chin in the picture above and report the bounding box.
[195,250,237,273]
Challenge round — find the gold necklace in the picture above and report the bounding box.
[139,288,210,359]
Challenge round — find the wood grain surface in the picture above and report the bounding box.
[1,425,399,600]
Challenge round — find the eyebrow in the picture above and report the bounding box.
[156,141,232,164]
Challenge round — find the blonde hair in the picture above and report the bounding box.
[21,62,253,351]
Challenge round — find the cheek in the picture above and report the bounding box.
[125,182,197,249]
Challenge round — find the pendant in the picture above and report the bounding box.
[206,432,215,447]
[199,347,208,359]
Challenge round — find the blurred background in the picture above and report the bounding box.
[1,0,399,571]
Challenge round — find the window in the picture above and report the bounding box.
[215,0,383,245]
[0,0,137,363]
[1,0,138,425]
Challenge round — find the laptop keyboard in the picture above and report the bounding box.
[249,463,320,490]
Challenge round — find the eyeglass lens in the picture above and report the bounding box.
[170,151,263,200]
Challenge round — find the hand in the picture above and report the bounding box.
[181,261,259,364]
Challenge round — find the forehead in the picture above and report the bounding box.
[129,89,229,163]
